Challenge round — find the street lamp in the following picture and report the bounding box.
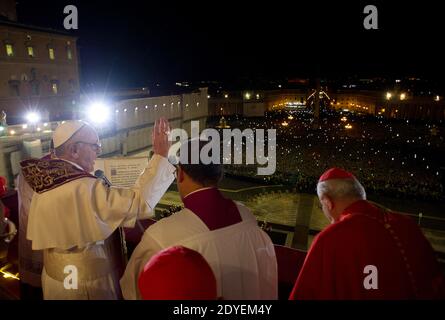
[25,112,41,133]
[25,112,40,124]
[86,101,110,125]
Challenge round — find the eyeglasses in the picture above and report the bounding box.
[75,141,102,153]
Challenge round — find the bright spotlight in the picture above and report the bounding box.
[87,102,110,124]
[26,112,40,124]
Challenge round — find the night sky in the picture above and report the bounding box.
[14,0,445,90]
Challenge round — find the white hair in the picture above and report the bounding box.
[317,178,366,200]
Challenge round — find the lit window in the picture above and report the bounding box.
[27,46,34,57]
[49,48,55,60]
[67,47,72,60]
[52,83,58,94]
[5,44,14,57]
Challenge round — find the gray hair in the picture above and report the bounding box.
[53,135,76,157]
[54,144,66,157]
[317,178,366,200]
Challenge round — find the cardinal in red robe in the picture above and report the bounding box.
[290,168,445,300]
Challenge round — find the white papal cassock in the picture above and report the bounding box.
[120,203,278,300]
[25,154,175,299]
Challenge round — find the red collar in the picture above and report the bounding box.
[183,187,219,210]
[183,187,242,230]
[339,200,380,222]
[183,187,217,201]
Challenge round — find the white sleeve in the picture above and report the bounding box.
[135,154,176,210]
[26,155,175,250]
[93,154,175,229]
[120,231,163,300]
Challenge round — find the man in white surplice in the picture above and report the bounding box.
[23,118,175,299]
[121,139,278,300]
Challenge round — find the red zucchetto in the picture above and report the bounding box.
[318,167,355,183]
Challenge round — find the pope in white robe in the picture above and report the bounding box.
[23,119,175,300]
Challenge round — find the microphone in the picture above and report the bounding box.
[94,169,112,187]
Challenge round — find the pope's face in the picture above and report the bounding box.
[72,126,101,173]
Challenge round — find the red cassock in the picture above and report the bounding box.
[289,200,445,300]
